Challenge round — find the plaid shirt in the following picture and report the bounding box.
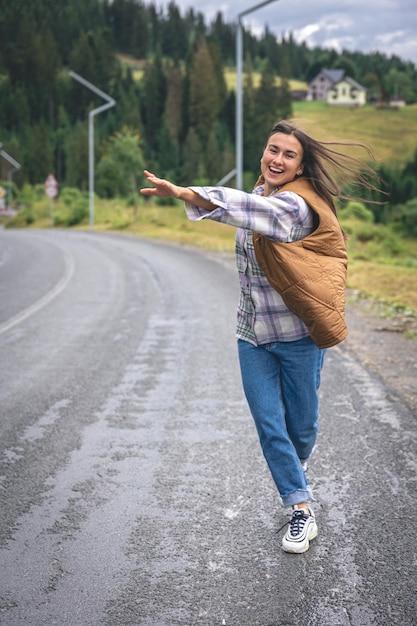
[184,184,315,346]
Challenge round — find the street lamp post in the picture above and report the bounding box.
[236,0,280,190]
[69,71,116,229]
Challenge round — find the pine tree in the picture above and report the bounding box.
[255,59,279,129]
[242,58,261,174]
[276,52,293,120]
[55,106,71,185]
[110,0,149,58]
[205,129,223,183]
[23,121,54,184]
[181,127,202,183]
[208,12,235,64]
[162,2,188,60]
[157,117,179,177]
[165,62,183,142]
[114,67,143,133]
[141,49,167,156]
[188,37,222,147]
[66,121,89,190]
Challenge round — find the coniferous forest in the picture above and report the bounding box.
[1,0,417,222]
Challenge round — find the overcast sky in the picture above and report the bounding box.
[158,0,417,65]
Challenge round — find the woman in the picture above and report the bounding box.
[140,120,378,554]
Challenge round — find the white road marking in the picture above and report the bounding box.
[0,242,74,336]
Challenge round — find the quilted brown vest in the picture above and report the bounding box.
[253,177,348,349]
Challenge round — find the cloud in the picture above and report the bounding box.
[159,0,417,64]
[295,24,321,41]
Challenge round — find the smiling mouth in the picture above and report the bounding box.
[269,166,283,174]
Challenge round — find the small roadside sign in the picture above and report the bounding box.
[45,174,58,199]
[45,174,58,226]
[0,186,5,209]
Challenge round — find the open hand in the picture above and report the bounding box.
[140,170,180,198]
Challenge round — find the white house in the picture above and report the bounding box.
[326,76,367,107]
[307,69,345,101]
[308,69,367,107]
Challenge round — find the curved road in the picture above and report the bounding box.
[0,229,416,626]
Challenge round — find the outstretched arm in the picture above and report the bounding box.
[140,170,216,211]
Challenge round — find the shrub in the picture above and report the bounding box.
[341,201,374,222]
[392,198,417,237]
[19,183,36,208]
[34,184,47,201]
[60,187,85,207]
[348,221,406,259]
[54,187,88,226]
[353,222,384,242]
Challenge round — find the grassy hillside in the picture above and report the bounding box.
[292,101,417,166]
[222,67,307,93]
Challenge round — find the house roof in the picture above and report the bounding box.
[333,76,366,91]
[321,69,345,83]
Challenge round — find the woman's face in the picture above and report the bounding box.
[260,132,304,195]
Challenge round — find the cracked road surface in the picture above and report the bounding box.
[0,229,416,625]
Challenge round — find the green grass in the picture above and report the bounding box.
[340,217,417,310]
[117,54,147,80]
[94,200,237,252]
[292,102,417,166]
[223,67,307,92]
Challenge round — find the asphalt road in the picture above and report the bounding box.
[0,229,416,626]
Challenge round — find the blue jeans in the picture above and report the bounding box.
[238,337,325,507]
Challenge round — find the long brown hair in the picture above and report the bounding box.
[262,120,382,216]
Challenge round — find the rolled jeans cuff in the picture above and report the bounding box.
[282,486,314,508]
